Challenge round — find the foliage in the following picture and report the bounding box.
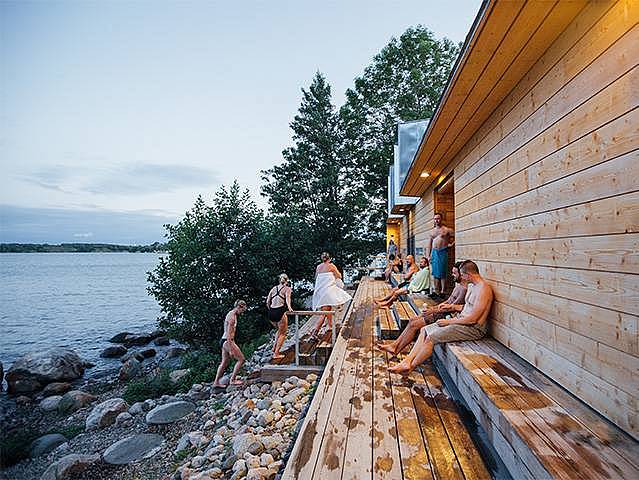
[0,242,166,253]
[340,26,460,235]
[49,424,84,440]
[123,369,177,404]
[147,183,281,346]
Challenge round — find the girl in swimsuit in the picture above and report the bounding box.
[266,273,292,360]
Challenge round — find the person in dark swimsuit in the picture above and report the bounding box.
[266,273,292,360]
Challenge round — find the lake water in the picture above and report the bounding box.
[0,253,163,377]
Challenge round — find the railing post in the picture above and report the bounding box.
[331,313,336,346]
[295,314,300,366]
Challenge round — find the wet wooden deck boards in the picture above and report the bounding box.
[282,277,491,480]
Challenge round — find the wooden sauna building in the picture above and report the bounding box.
[282,1,638,479]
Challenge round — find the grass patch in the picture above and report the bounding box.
[48,423,84,440]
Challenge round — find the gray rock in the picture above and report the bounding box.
[169,369,190,383]
[191,455,206,468]
[109,331,132,343]
[100,346,127,358]
[119,359,141,381]
[164,347,186,359]
[86,398,129,430]
[256,398,272,410]
[140,348,156,358]
[42,382,72,397]
[102,434,164,465]
[123,333,153,347]
[30,434,67,458]
[115,411,133,426]
[128,402,145,415]
[57,390,96,414]
[248,441,265,455]
[222,454,238,471]
[6,348,86,394]
[16,395,32,405]
[145,401,196,424]
[120,351,144,363]
[174,433,190,454]
[232,433,258,457]
[40,395,62,411]
[40,453,99,480]
[154,336,170,346]
[246,467,274,480]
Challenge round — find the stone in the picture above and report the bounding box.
[123,333,153,347]
[30,434,67,458]
[102,433,164,465]
[100,345,127,358]
[306,373,318,383]
[165,346,186,358]
[174,433,190,454]
[120,351,145,363]
[232,459,247,474]
[257,411,274,427]
[297,379,311,389]
[187,431,208,448]
[232,433,257,457]
[140,348,156,358]
[57,390,96,414]
[109,331,132,343]
[208,467,223,478]
[119,359,142,381]
[6,348,86,394]
[286,376,300,386]
[246,467,274,480]
[248,441,264,455]
[145,401,196,424]
[42,382,72,397]
[191,455,206,468]
[259,453,274,467]
[40,395,62,411]
[85,398,129,430]
[143,399,156,410]
[40,453,99,480]
[115,411,133,426]
[154,336,170,346]
[128,402,145,415]
[256,398,271,410]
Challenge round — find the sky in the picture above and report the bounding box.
[0,0,481,244]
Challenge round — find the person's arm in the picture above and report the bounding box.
[427,233,433,261]
[227,315,237,342]
[440,287,492,326]
[266,288,273,308]
[286,288,293,311]
[331,264,342,279]
[448,227,455,248]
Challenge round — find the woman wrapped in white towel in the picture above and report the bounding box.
[311,252,351,340]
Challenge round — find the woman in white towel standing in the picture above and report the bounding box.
[311,252,351,340]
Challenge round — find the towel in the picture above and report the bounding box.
[312,272,351,310]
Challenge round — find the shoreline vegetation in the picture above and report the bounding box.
[0,243,167,253]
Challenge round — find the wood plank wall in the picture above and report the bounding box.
[401,0,638,438]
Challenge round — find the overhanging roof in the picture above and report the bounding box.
[400,0,588,196]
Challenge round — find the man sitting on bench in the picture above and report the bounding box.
[377,261,467,356]
[388,260,493,374]
[374,256,430,307]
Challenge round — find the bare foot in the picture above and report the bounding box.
[375,342,396,355]
[272,353,285,360]
[212,383,227,389]
[230,379,243,386]
[388,361,412,374]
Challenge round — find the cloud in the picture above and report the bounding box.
[0,204,175,244]
[15,163,219,196]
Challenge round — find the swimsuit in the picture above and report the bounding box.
[219,338,227,350]
[268,286,288,325]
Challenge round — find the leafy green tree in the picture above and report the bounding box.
[340,26,460,235]
[147,182,275,346]
[261,72,375,275]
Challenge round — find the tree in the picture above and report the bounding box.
[147,182,276,346]
[261,72,375,276]
[340,26,460,236]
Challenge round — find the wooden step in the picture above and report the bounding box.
[434,338,639,480]
[378,308,400,340]
[392,301,414,329]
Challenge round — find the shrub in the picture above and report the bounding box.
[123,369,177,404]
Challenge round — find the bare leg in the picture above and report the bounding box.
[324,306,333,331]
[433,278,442,295]
[312,313,326,338]
[388,326,429,374]
[273,317,288,359]
[377,315,424,354]
[230,352,245,384]
[213,345,230,387]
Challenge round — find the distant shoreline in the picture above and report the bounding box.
[0,243,167,253]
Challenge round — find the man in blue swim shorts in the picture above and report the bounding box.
[427,212,455,299]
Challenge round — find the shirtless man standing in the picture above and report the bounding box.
[213,300,247,388]
[388,261,493,374]
[427,212,455,299]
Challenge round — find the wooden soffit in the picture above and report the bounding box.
[400,0,588,196]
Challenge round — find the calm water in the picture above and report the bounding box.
[0,253,163,376]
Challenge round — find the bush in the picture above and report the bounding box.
[123,369,177,404]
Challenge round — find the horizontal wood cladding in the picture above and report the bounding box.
[447,1,639,438]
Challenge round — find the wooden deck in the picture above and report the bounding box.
[282,276,491,480]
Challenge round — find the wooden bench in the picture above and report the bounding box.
[377,307,399,340]
[435,338,639,480]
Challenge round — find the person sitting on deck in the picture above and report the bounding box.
[266,273,293,360]
[377,261,467,356]
[213,299,247,388]
[388,260,493,374]
[383,253,400,282]
[374,256,430,307]
[395,254,419,289]
[310,252,351,341]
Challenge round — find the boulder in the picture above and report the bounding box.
[40,453,99,480]
[85,398,129,430]
[57,390,96,414]
[100,346,127,358]
[30,433,67,458]
[164,347,186,359]
[153,336,170,346]
[145,401,196,424]
[123,333,153,347]
[42,382,72,397]
[115,412,133,426]
[128,402,145,415]
[5,348,86,394]
[140,348,156,359]
[119,359,141,381]
[40,395,63,411]
[109,331,132,343]
[16,395,32,405]
[102,434,164,465]
[120,351,144,363]
[169,369,190,384]
[246,467,274,480]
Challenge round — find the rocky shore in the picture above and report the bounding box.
[1,331,316,480]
